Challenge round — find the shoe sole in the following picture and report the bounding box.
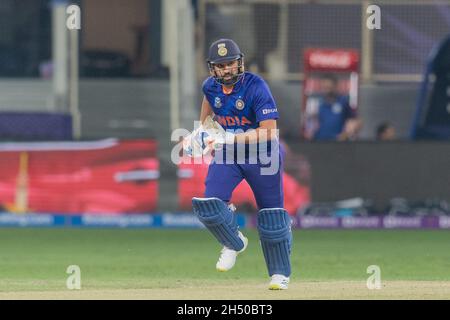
[268,284,288,290]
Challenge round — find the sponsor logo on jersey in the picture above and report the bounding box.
[262,108,278,115]
[214,97,222,108]
[235,99,245,110]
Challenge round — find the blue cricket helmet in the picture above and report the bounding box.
[207,39,245,86]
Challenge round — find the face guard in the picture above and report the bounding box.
[208,56,245,86]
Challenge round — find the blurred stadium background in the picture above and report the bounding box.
[0,0,449,299]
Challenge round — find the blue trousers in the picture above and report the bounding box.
[204,152,284,210]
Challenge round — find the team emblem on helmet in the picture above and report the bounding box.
[214,97,222,108]
[235,99,245,110]
[217,43,227,57]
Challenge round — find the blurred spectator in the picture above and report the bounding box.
[376,122,397,141]
[305,74,362,141]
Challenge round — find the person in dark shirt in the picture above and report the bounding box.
[305,74,362,141]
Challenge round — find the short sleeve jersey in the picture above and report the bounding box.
[202,72,279,132]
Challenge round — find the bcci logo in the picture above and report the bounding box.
[217,43,227,57]
[235,99,245,110]
[214,97,222,108]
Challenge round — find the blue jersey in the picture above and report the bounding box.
[314,95,356,140]
[202,72,279,132]
[202,74,284,207]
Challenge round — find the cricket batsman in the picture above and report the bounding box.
[183,39,292,290]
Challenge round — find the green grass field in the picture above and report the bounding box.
[0,228,449,299]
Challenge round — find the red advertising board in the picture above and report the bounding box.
[304,48,359,73]
[0,139,159,214]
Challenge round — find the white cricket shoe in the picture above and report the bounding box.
[216,231,248,272]
[269,274,290,290]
